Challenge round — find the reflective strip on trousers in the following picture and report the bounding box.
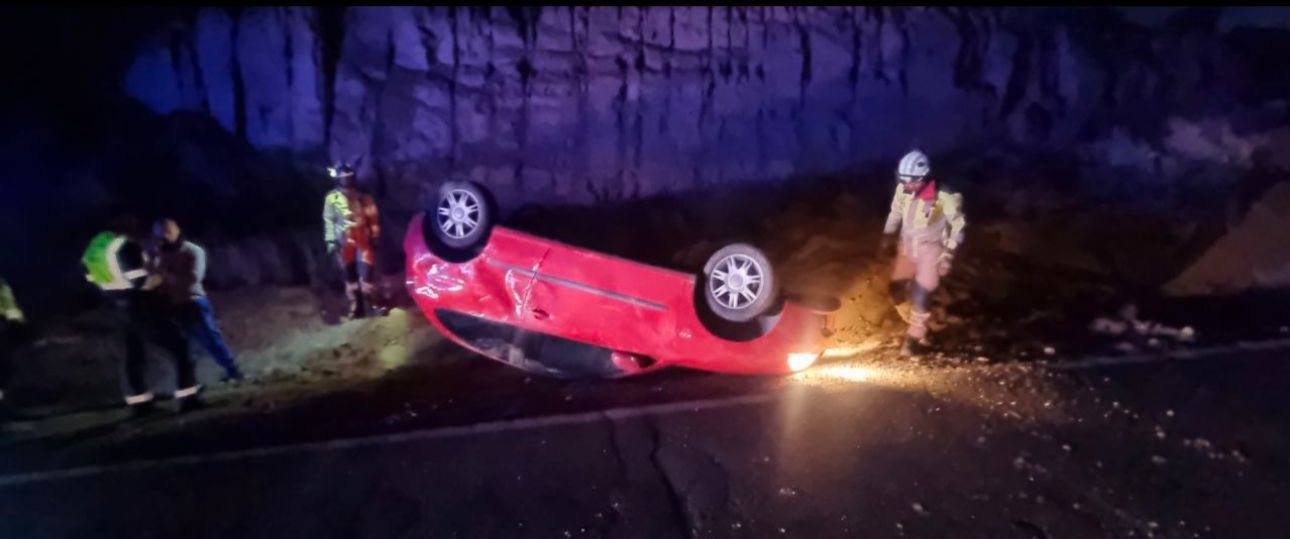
[908,310,932,339]
[174,385,201,399]
[125,392,155,405]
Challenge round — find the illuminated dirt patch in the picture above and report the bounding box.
[791,354,1071,426]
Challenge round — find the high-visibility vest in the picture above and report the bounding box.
[81,232,148,291]
[0,280,22,323]
[882,185,968,252]
[323,188,379,246]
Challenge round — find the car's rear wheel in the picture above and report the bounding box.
[702,243,777,323]
[432,181,492,249]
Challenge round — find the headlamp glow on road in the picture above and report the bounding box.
[787,352,818,372]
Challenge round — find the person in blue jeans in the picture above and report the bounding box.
[151,218,245,383]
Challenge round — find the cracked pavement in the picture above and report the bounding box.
[1,346,1289,537]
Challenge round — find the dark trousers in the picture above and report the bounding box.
[176,298,239,376]
[0,323,12,397]
[117,293,196,400]
[0,321,28,397]
[338,252,374,316]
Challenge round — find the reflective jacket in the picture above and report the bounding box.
[81,232,150,292]
[323,188,380,248]
[0,279,22,323]
[883,183,967,254]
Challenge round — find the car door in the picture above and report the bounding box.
[465,228,550,324]
[520,238,685,355]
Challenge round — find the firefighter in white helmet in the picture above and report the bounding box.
[878,150,967,355]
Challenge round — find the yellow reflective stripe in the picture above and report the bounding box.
[324,190,353,243]
[938,191,967,249]
[326,190,351,213]
[883,189,907,234]
[95,236,137,291]
[104,237,125,281]
[915,198,932,227]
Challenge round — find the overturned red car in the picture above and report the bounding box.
[404,181,826,378]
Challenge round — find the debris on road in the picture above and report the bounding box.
[382,403,420,427]
[1091,304,1196,343]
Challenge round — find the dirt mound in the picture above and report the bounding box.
[3,287,443,419]
[500,177,1163,356]
[1165,181,1290,296]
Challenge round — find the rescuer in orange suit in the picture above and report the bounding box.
[323,161,383,319]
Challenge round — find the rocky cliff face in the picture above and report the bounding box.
[124,6,1290,218]
[4,7,1290,312]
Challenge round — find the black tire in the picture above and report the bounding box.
[431,181,492,249]
[702,243,777,323]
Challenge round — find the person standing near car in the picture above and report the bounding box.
[0,276,25,419]
[877,150,967,356]
[151,218,244,383]
[323,161,382,319]
[82,217,203,415]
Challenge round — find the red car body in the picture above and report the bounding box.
[404,213,824,378]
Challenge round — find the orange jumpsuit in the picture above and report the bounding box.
[323,188,381,314]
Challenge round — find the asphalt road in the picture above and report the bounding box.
[1,344,1288,538]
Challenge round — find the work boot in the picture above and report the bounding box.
[221,368,245,384]
[178,396,208,414]
[901,336,932,357]
[347,299,367,320]
[894,301,914,325]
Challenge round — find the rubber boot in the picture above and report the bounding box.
[176,385,206,413]
[221,367,245,384]
[894,301,914,325]
[901,336,932,357]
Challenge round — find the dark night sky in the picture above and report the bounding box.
[0,7,195,103]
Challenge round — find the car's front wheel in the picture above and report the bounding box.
[702,243,777,323]
[431,181,492,249]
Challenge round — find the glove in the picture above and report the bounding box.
[878,235,896,257]
[141,274,164,291]
[937,251,955,277]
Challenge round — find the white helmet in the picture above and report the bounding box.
[896,150,931,183]
[327,162,356,180]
